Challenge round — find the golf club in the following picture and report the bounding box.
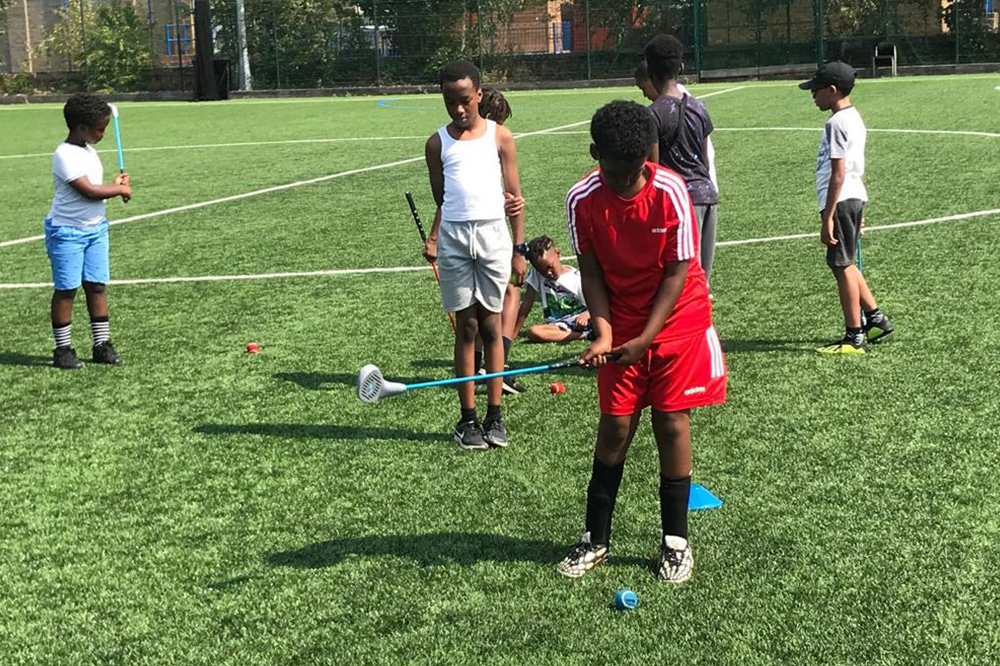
[406,192,455,332]
[358,353,620,404]
[109,104,129,203]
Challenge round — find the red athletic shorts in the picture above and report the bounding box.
[598,326,728,416]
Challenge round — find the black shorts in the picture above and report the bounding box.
[824,199,865,268]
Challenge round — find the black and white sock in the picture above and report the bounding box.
[53,323,72,349]
[91,316,110,346]
[865,308,884,325]
[846,326,865,344]
[659,474,691,540]
[585,457,625,546]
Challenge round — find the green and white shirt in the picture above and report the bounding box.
[526,265,588,324]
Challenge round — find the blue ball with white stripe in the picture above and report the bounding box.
[614,589,638,610]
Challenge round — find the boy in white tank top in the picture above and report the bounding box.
[423,61,527,451]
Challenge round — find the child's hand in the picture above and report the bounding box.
[511,254,527,285]
[573,312,591,331]
[115,173,131,202]
[611,337,649,366]
[423,236,438,262]
[580,337,613,368]
[504,193,525,218]
[820,218,837,246]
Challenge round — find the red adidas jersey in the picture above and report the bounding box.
[566,162,712,344]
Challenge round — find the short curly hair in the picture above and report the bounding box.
[527,235,554,263]
[439,60,481,89]
[63,93,111,131]
[590,101,656,163]
[645,34,684,81]
[480,87,512,124]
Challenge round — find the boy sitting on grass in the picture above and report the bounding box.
[45,93,132,370]
[512,236,592,344]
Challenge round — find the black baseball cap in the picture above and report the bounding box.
[799,61,856,94]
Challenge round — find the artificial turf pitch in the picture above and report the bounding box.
[2,75,1000,665]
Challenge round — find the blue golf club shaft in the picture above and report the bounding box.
[403,354,619,391]
[112,115,125,172]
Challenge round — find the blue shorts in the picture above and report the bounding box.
[44,219,110,290]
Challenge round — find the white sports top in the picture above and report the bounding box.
[438,119,506,221]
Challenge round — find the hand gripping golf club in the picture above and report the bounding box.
[357,354,621,404]
[109,104,129,204]
[405,192,456,332]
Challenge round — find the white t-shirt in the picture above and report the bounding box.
[815,106,867,211]
[526,265,587,324]
[438,119,506,222]
[48,142,106,227]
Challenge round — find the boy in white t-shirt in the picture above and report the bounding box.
[46,93,132,370]
[422,61,527,450]
[800,62,894,354]
[513,236,591,343]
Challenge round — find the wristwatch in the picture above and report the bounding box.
[513,243,529,257]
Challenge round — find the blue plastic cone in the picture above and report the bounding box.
[689,483,723,511]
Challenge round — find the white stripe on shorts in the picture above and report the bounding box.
[706,326,725,378]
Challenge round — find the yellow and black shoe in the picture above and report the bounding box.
[865,314,895,342]
[816,335,869,355]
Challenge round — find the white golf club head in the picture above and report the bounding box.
[109,103,119,118]
[357,364,407,404]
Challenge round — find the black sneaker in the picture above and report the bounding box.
[501,377,525,395]
[656,534,694,583]
[864,314,895,342]
[454,419,489,451]
[53,346,84,370]
[556,531,609,579]
[482,417,509,448]
[816,335,869,355]
[92,341,123,365]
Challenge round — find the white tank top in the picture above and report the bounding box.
[438,119,506,221]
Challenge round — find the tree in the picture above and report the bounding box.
[37,0,153,91]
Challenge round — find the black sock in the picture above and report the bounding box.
[473,349,483,374]
[502,336,512,366]
[485,404,502,421]
[865,308,883,324]
[846,326,864,343]
[659,474,691,540]
[460,407,477,423]
[52,322,72,349]
[585,457,625,545]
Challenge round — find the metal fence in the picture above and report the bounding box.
[2,0,998,94]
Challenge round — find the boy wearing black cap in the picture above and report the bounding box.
[800,61,894,354]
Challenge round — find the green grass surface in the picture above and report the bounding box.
[2,75,1000,665]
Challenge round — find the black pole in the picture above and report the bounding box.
[173,0,184,90]
[584,0,591,79]
[477,0,485,74]
[80,0,89,90]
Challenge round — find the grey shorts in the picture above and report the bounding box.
[437,218,512,314]
[824,199,865,268]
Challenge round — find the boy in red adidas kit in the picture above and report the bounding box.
[556,101,726,583]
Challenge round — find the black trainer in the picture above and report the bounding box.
[865,314,895,342]
[454,419,489,451]
[93,341,123,365]
[482,417,509,448]
[501,377,525,395]
[53,346,84,370]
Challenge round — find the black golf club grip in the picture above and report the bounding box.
[405,192,428,242]
[550,352,622,370]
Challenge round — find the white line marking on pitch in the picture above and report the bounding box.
[0,86,748,250]
[0,136,431,161]
[2,207,996,290]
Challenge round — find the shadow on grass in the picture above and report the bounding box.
[267,532,647,569]
[0,352,51,367]
[193,423,444,443]
[721,339,823,354]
